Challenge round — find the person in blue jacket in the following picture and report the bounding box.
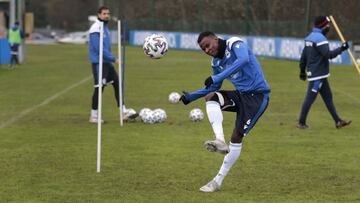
[297,16,351,129]
[88,6,137,123]
[180,31,270,192]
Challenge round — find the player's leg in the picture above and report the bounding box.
[203,91,235,154]
[89,63,105,123]
[107,63,120,107]
[205,92,224,142]
[14,44,19,64]
[90,86,105,123]
[298,80,320,128]
[201,92,269,192]
[319,79,351,128]
[200,128,243,192]
[9,44,16,66]
[108,63,138,121]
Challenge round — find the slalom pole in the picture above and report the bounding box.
[118,20,124,126]
[97,22,104,173]
[122,20,126,108]
[329,15,360,75]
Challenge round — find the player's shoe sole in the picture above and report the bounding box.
[204,139,229,154]
[199,180,221,193]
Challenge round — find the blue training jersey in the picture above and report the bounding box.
[88,19,116,64]
[185,37,270,102]
[299,28,343,81]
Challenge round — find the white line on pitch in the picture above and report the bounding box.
[333,88,360,104]
[0,76,92,129]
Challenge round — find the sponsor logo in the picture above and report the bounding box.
[225,50,231,58]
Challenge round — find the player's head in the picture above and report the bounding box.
[314,16,330,35]
[12,21,19,29]
[97,6,110,23]
[197,31,220,57]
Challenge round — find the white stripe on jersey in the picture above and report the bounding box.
[226,37,244,49]
[307,73,330,81]
[316,41,329,46]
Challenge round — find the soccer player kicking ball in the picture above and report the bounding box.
[180,31,270,192]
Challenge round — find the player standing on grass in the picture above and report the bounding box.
[88,6,137,123]
[297,16,351,129]
[180,31,270,192]
[8,21,25,67]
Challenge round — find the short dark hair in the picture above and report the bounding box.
[98,6,109,14]
[197,31,216,44]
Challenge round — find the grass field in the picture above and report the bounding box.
[0,44,359,202]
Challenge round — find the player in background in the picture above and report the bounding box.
[297,16,351,129]
[8,21,25,67]
[88,6,137,123]
[180,31,270,192]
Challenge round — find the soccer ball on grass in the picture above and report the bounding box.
[139,108,167,124]
[153,108,167,123]
[189,108,204,121]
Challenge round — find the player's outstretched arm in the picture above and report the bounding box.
[180,82,222,105]
[317,42,346,59]
[180,91,190,105]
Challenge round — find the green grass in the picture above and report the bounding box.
[0,44,359,202]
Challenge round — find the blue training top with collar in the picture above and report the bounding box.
[185,37,270,102]
[299,28,343,81]
[88,19,116,64]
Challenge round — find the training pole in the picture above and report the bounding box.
[329,15,360,75]
[118,20,124,126]
[97,22,104,173]
[122,21,126,108]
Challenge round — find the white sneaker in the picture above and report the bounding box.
[123,112,139,122]
[89,116,104,124]
[204,139,229,154]
[199,180,220,192]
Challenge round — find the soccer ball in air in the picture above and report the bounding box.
[189,108,204,122]
[168,92,181,104]
[143,34,169,59]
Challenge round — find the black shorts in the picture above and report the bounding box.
[217,90,269,136]
[92,63,119,87]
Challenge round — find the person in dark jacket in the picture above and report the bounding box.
[297,16,351,129]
